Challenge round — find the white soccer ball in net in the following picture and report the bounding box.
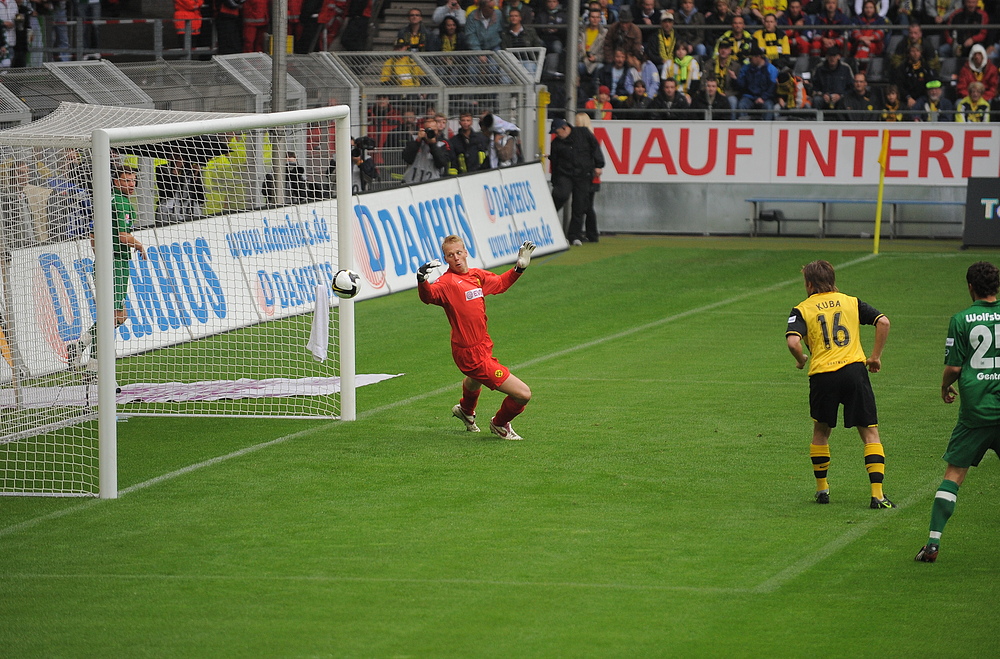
[332,269,362,299]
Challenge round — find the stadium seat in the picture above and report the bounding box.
[939,57,959,83]
[866,58,885,82]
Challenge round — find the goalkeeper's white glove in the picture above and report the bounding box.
[515,241,536,272]
[417,259,442,283]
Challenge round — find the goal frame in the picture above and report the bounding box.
[92,105,355,500]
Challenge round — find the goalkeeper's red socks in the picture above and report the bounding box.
[492,395,525,427]
[460,381,481,416]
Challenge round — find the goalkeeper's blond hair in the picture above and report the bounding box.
[441,234,464,251]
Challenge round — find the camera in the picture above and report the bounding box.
[424,128,436,140]
[355,136,376,151]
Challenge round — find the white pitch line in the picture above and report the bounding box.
[0,250,883,587]
[752,478,939,593]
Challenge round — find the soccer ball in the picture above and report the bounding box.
[331,269,361,299]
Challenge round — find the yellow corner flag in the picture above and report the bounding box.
[873,130,889,255]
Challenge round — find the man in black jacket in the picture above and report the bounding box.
[448,113,489,174]
[548,117,605,246]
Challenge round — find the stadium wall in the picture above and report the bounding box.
[589,121,998,237]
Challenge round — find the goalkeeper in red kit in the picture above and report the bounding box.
[418,235,536,440]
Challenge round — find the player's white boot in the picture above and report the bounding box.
[452,404,480,432]
[489,419,523,440]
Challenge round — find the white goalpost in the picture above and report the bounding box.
[0,103,355,499]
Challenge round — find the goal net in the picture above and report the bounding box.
[0,102,355,498]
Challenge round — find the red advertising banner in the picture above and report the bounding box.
[592,121,1000,186]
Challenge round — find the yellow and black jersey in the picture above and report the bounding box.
[786,292,884,376]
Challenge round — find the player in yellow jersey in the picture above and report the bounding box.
[786,260,895,509]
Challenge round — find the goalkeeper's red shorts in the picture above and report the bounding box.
[453,343,510,390]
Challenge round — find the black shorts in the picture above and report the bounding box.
[808,362,878,429]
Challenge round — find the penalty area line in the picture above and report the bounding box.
[0,253,877,540]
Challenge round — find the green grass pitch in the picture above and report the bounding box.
[2,235,998,657]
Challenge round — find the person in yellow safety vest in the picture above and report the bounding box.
[380,42,426,86]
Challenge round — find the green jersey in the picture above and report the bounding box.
[112,191,136,261]
[945,299,1000,427]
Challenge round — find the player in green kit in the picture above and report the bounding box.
[68,166,146,372]
[786,260,895,509]
[916,261,1000,563]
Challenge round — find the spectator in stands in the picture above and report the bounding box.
[942,0,988,59]
[534,0,567,56]
[837,71,879,120]
[879,84,904,121]
[449,112,488,174]
[502,0,534,26]
[647,11,678,69]
[75,0,101,53]
[624,51,660,98]
[599,49,631,98]
[650,77,693,119]
[387,108,420,150]
[602,6,643,63]
[775,68,812,118]
[892,43,935,106]
[242,0,269,52]
[691,76,735,118]
[890,22,940,75]
[433,0,467,27]
[927,0,961,25]
[811,46,854,110]
[851,0,889,60]
[396,7,430,50]
[466,0,503,51]
[215,0,246,55]
[615,78,654,118]
[955,80,990,121]
[263,151,310,205]
[579,6,608,97]
[714,14,754,64]
[402,120,452,183]
[853,0,889,16]
[381,41,427,85]
[749,0,787,24]
[778,0,810,56]
[155,155,204,225]
[586,85,614,118]
[429,15,468,52]
[501,7,543,49]
[635,0,662,26]
[956,44,998,102]
[809,0,850,57]
[913,79,954,121]
[706,39,743,111]
[675,0,707,58]
[367,95,401,164]
[174,0,203,41]
[705,0,736,35]
[0,162,34,248]
[585,0,618,25]
[663,41,702,100]
[481,113,521,168]
[754,13,793,69]
[737,44,778,118]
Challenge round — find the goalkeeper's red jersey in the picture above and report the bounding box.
[418,267,521,369]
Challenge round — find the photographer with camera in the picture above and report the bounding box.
[402,117,452,184]
[328,137,379,194]
[432,0,466,27]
